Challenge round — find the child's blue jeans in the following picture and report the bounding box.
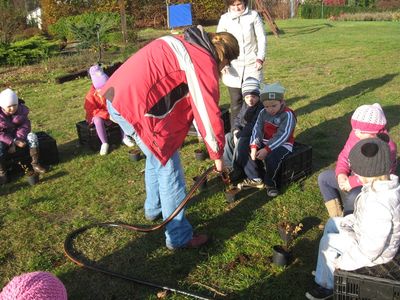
[315,217,352,290]
[106,100,193,249]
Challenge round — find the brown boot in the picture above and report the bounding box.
[30,148,47,174]
[324,198,343,218]
[0,160,8,185]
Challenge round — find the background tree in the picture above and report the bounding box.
[0,0,26,44]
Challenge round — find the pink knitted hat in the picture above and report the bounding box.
[0,271,67,300]
[89,64,108,90]
[351,103,387,133]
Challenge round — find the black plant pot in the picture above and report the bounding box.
[272,245,292,266]
[129,149,142,161]
[27,173,39,186]
[225,187,240,203]
[193,176,207,191]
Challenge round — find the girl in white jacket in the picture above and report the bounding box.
[306,136,400,300]
[217,0,266,127]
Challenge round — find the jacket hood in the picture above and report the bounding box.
[183,26,216,60]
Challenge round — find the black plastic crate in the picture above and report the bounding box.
[187,107,230,136]
[76,120,122,151]
[334,253,400,300]
[4,131,59,172]
[277,142,312,187]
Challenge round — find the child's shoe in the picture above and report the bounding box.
[266,187,279,197]
[0,172,7,185]
[122,136,135,148]
[0,161,7,185]
[305,284,333,300]
[237,178,265,190]
[99,143,109,156]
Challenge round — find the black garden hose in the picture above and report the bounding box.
[64,166,219,300]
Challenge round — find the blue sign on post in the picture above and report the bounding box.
[168,3,192,28]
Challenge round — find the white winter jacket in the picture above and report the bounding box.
[336,174,400,271]
[217,6,267,88]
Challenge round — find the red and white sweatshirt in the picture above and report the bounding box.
[101,35,225,165]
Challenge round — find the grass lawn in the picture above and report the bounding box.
[0,19,399,299]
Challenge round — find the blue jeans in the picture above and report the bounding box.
[315,217,352,290]
[107,101,193,248]
[318,170,362,214]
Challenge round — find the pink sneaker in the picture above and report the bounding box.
[167,234,209,250]
[185,234,208,248]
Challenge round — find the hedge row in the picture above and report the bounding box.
[0,36,60,66]
[41,0,225,29]
[298,4,375,18]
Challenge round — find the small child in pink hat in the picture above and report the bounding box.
[0,271,67,300]
[318,103,397,217]
[85,64,135,155]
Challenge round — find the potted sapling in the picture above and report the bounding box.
[273,205,303,266]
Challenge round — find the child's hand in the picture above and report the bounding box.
[8,143,16,153]
[233,130,239,145]
[256,148,268,160]
[250,148,257,160]
[337,174,351,192]
[14,139,26,148]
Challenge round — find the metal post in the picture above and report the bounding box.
[95,23,102,64]
[166,0,170,29]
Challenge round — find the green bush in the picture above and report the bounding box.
[48,12,121,42]
[298,4,375,18]
[0,36,60,66]
[336,10,400,20]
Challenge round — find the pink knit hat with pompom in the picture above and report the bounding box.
[0,271,67,300]
[89,64,108,90]
[351,103,387,133]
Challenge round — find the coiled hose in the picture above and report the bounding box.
[64,166,227,299]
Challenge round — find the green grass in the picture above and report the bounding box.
[0,19,399,299]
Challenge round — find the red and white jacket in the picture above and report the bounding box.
[250,106,296,153]
[101,36,225,165]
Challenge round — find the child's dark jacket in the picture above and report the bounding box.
[232,101,264,139]
[0,101,31,146]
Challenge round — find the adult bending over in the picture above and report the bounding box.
[102,26,239,250]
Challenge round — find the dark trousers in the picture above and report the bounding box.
[318,169,362,214]
[223,132,251,170]
[227,87,243,128]
[242,146,290,188]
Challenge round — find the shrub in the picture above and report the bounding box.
[298,4,375,18]
[1,36,60,66]
[336,10,400,20]
[48,12,121,42]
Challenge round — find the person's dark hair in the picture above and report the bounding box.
[224,0,248,8]
[208,32,239,71]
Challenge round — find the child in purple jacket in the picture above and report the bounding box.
[0,88,46,184]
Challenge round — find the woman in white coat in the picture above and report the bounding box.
[306,137,400,300]
[217,0,266,127]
